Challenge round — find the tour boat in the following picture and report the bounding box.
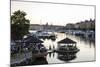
[56,38,80,54]
[55,45,79,54]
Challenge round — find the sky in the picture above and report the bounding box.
[11,0,95,26]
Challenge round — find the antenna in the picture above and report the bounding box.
[40,19,42,25]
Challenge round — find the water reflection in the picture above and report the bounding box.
[45,33,95,63]
[49,52,52,58]
[53,53,55,57]
[32,58,48,65]
[81,38,95,48]
[48,52,55,58]
[11,32,95,66]
[57,53,77,62]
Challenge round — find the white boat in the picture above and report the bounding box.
[56,38,80,54]
[35,31,57,39]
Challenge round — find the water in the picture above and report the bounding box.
[42,33,95,64]
[11,32,95,66]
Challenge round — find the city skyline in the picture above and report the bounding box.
[11,0,95,26]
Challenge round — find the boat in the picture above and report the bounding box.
[58,53,76,61]
[35,31,57,39]
[23,35,48,58]
[32,43,48,58]
[56,38,80,54]
[55,45,79,54]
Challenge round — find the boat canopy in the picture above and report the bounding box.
[23,36,43,43]
[58,38,76,44]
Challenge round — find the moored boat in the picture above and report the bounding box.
[56,37,80,54]
[55,45,79,54]
[35,31,57,39]
[32,43,48,59]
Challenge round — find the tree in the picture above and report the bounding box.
[11,10,30,40]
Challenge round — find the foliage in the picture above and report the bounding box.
[11,10,30,40]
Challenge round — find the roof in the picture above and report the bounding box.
[58,38,76,44]
[23,36,43,43]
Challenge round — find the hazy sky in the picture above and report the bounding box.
[11,0,95,26]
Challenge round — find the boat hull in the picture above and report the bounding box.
[55,49,80,54]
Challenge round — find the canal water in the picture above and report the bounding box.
[11,31,95,66]
[42,33,95,64]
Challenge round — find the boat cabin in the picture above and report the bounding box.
[57,38,77,48]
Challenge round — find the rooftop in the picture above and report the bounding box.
[58,38,76,44]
